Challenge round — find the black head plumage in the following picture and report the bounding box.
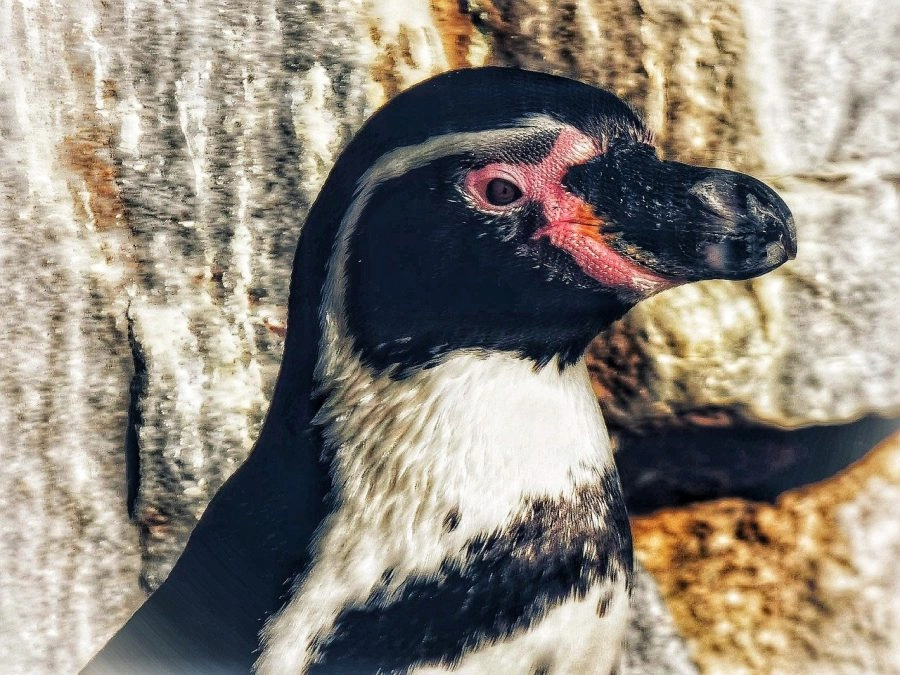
[280,67,793,382]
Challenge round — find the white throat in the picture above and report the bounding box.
[321,346,615,536]
[257,344,617,673]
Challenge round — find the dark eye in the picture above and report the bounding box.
[485,178,523,206]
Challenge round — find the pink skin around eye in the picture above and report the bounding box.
[464,127,677,297]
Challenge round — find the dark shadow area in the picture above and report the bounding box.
[616,415,900,515]
[125,310,148,521]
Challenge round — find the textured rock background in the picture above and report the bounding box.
[0,1,897,673]
[633,432,900,673]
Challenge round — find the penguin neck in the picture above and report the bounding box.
[313,326,617,538]
[257,333,628,673]
[307,180,619,533]
[254,218,628,672]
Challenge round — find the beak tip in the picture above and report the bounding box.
[733,182,798,276]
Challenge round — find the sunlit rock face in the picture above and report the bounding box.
[633,432,900,673]
[512,0,900,431]
[1,0,897,672]
[115,0,371,593]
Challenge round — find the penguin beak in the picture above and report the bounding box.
[562,140,797,281]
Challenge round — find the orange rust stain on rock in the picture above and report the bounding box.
[263,317,287,338]
[397,26,417,69]
[60,127,125,231]
[430,0,482,69]
[631,431,900,672]
[369,21,404,101]
[138,506,172,542]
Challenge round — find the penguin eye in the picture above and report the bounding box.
[485,178,523,206]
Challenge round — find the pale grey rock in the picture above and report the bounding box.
[115,0,370,590]
[835,475,900,672]
[0,1,143,672]
[738,0,900,425]
[621,562,699,675]
[741,0,900,176]
[774,174,900,425]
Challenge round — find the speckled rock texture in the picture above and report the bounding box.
[632,431,900,673]
[115,0,370,593]
[0,3,144,671]
[622,562,700,675]
[0,0,897,673]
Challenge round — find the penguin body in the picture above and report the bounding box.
[261,351,630,673]
[84,67,795,674]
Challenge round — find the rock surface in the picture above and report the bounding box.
[632,432,900,673]
[482,0,762,172]
[622,562,699,675]
[581,0,900,431]
[0,3,143,671]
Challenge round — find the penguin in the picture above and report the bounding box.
[83,67,795,674]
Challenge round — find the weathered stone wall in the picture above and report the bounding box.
[1,1,896,672]
[633,432,900,673]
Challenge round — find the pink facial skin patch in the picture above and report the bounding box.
[464,127,678,297]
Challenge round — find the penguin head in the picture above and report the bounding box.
[300,68,796,376]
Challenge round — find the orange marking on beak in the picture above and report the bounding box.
[575,202,604,226]
[567,203,607,243]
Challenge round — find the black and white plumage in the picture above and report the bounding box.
[84,67,795,674]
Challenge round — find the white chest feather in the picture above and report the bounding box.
[255,351,626,673]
